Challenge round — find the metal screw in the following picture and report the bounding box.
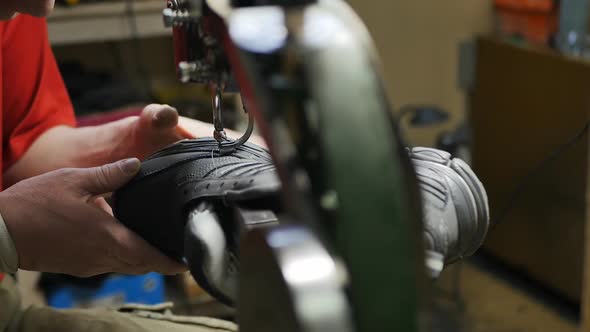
[178,61,197,83]
[166,0,178,9]
[162,7,192,28]
[162,8,175,27]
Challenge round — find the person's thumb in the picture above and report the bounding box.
[80,158,141,195]
[140,104,179,129]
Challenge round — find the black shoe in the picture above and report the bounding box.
[114,138,280,305]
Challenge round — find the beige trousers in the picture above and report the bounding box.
[0,275,237,332]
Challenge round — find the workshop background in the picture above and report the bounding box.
[16,0,590,331]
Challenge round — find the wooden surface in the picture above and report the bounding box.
[470,38,590,303]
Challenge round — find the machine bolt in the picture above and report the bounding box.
[162,7,192,27]
[178,61,215,83]
[162,8,175,27]
[166,0,178,9]
[178,61,198,83]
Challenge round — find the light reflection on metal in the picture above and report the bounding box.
[240,225,354,332]
[229,7,288,54]
[283,255,335,285]
[302,7,351,48]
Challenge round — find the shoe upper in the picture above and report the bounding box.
[113,137,280,262]
[408,147,490,266]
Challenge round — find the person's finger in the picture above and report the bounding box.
[79,158,141,195]
[93,197,113,215]
[109,223,187,275]
[140,104,179,129]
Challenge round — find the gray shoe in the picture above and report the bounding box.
[408,147,490,277]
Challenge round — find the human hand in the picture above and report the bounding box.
[0,158,187,277]
[115,103,266,161]
[121,104,191,160]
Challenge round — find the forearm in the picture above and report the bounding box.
[2,119,137,187]
[3,114,266,187]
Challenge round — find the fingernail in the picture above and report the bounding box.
[153,107,178,128]
[120,158,141,174]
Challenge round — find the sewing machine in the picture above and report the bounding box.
[114,0,489,331]
[167,2,422,330]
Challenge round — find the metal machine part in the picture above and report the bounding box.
[211,86,229,142]
[164,0,253,150]
[225,3,425,331]
[239,225,354,332]
[155,2,492,331]
[162,1,424,331]
[210,85,256,153]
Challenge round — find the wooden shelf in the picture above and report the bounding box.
[47,0,171,46]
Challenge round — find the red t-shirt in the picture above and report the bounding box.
[0,15,76,180]
[0,15,75,281]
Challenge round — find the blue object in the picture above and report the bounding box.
[46,273,165,309]
[408,106,449,127]
[397,105,449,128]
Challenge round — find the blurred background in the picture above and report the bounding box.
[19,0,590,331]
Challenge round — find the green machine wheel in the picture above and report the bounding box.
[207,1,425,331]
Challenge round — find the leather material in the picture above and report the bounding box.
[113,138,280,262]
[408,147,490,265]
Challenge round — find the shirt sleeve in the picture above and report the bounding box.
[2,15,76,171]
